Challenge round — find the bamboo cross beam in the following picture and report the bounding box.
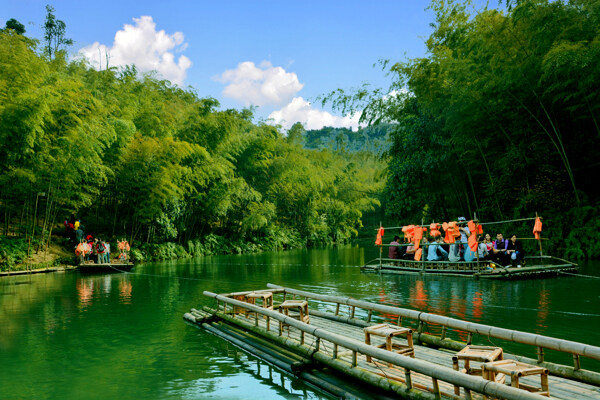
[375,216,543,230]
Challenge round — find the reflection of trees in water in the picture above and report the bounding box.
[0,275,77,350]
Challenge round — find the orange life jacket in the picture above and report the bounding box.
[468,234,478,252]
[533,217,543,240]
[375,227,384,246]
[429,223,441,237]
[402,225,415,241]
[468,220,476,233]
[414,248,422,261]
[413,227,424,250]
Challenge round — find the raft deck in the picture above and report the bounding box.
[185,285,600,400]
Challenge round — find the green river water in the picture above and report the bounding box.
[1,242,599,399]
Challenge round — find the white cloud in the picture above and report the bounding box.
[268,97,361,131]
[216,61,304,107]
[79,16,191,86]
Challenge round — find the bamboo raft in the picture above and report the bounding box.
[184,285,600,400]
[367,216,578,279]
[362,255,578,279]
[77,260,134,273]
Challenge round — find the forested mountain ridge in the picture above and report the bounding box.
[302,124,392,155]
[0,24,384,269]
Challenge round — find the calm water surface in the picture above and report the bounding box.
[1,242,599,399]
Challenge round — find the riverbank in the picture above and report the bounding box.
[0,232,309,275]
[0,265,77,277]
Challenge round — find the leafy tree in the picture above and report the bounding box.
[3,19,26,34]
[43,5,73,59]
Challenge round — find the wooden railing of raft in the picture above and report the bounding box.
[265,284,600,386]
[203,290,550,400]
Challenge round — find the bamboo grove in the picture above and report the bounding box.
[0,28,383,265]
[325,0,600,259]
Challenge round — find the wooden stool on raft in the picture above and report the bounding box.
[232,294,253,316]
[246,292,274,330]
[452,345,505,396]
[482,360,549,399]
[364,323,414,366]
[279,300,310,344]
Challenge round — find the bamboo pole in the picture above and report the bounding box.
[265,285,600,361]
[377,216,542,231]
[203,292,553,400]
[536,212,544,256]
[379,221,383,269]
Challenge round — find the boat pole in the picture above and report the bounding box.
[421,218,425,272]
[474,213,480,271]
[536,212,544,256]
[379,221,383,269]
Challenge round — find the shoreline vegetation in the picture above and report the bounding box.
[2,1,600,274]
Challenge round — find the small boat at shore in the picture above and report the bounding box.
[365,215,578,279]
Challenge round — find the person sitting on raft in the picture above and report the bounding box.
[403,243,416,260]
[389,236,402,259]
[464,236,489,262]
[492,233,510,266]
[506,234,524,267]
[427,236,448,261]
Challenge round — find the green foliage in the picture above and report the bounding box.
[0,237,29,271]
[3,19,26,35]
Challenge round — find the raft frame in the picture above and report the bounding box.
[368,215,578,279]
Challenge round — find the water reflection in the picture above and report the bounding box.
[0,245,599,400]
[119,279,132,304]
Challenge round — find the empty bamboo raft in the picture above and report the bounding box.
[184,285,600,400]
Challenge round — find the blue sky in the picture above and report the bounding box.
[2,1,441,130]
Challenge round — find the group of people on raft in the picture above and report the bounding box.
[385,216,538,268]
[74,237,130,264]
[67,216,131,264]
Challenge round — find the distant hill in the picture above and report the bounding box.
[303,124,393,155]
